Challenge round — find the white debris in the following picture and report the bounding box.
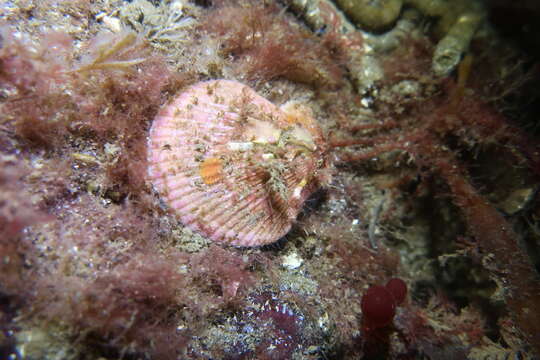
[227,142,253,151]
[282,252,303,270]
[103,16,122,33]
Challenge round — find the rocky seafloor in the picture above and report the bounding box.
[1,0,540,359]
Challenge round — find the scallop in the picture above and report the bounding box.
[148,80,329,246]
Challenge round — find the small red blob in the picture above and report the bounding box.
[385,278,407,305]
[361,285,396,329]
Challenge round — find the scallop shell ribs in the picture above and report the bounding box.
[148,80,329,246]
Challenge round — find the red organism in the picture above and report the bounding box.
[360,280,408,357]
[361,285,396,329]
[361,279,408,330]
[385,278,407,305]
[202,1,344,88]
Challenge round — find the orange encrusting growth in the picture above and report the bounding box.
[199,157,223,185]
[282,103,313,128]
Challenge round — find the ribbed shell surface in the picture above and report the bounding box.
[148,80,328,246]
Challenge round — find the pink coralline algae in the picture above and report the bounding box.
[225,291,307,359]
[249,292,306,359]
[148,79,330,246]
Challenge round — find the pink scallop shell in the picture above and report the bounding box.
[147,80,328,246]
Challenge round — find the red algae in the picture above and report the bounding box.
[0,27,175,154]
[202,1,344,87]
[0,158,47,294]
[438,156,540,352]
[189,245,256,299]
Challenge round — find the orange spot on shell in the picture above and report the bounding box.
[285,113,299,124]
[199,157,223,185]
